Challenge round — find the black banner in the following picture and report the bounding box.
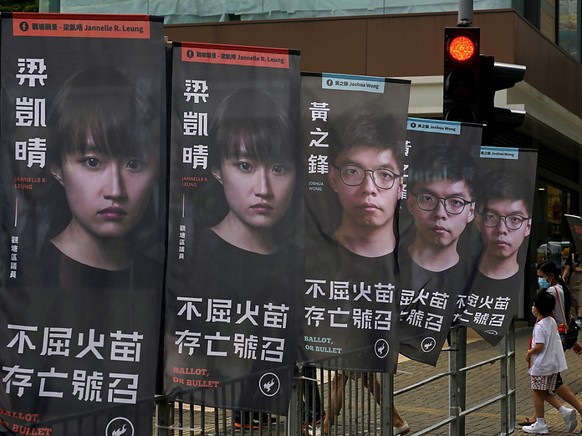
[299,73,410,372]
[458,146,537,345]
[0,13,167,435]
[398,118,482,365]
[163,42,301,414]
[566,214,582,252]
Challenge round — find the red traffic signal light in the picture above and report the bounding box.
[447,35,477,62]
[443,27,480,123]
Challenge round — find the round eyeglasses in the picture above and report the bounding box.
[335,165,400,190]
[412,192,473,215]
[480,212,529,230]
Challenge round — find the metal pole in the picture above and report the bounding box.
[457,0,473,27]
[449,327,460,436]
[509,322,517,434]
[155,397,173,436]
[381,373,394,435]
[500,331,509,435]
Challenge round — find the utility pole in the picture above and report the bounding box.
[458,0,473,26]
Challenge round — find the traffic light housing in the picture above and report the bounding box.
[443,27,481,123]
[479,55,526,143]
[443,26,526,142]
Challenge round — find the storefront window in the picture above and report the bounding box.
[535,182,574,265]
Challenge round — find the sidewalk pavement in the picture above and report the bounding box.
[394,325,582,435]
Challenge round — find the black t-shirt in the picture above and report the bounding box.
[2,242,163,435]
[461,270,523,345]
[302,233,400,372]
[164,228,301,414]
[397,248,471,365]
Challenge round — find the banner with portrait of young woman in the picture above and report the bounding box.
[398,118,482,365]
[163,42,301,414]
[458,147,537,345]
[299,72,410,373]
[0,13,167,436]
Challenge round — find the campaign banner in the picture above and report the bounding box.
[458,147,537,344]
[0,13,167,435]
[565,214,582,252]
[299,72,410,372]
[398,118,482,365]
[164,42,301,414]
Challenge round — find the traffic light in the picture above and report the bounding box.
[443,27,481,123]
[478,55,526,143]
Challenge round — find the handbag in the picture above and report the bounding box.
[558,317,579,350]
[554,287,579,349]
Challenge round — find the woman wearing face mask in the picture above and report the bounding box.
[519,261,582,429]
[538,260,574,327]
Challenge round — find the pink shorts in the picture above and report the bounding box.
[531,373,558,391]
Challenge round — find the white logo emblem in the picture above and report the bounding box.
[374,339,390,358]
[421,337,437,353]
[105,417,134,436]
[259,372,281,397]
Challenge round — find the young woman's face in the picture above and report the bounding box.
[214,146,296,231]
[53,144,157,240]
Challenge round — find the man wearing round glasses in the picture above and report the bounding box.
[459,168,533,346]
[398,141,477,365]
[329,150,402,256]
[404,145,476,274]
[318,106,409,435]
[474,170,531,280]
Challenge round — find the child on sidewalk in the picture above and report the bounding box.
[524,291,569,434]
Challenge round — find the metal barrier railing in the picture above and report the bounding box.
[154,323,516,435]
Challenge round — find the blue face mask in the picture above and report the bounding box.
[538,277,550,289]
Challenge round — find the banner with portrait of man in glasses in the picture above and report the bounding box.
[458,146,537,345]
[398,118,482,365]
[299,72,410,372]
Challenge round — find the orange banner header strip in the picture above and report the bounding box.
[180,42,290,69]
[11,13,152,39]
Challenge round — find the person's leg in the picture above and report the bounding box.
[556,382,582,415]
[322,373,348,434]
[303,366,324,423]
[362,373,381,405]
[522,372,569,425]
[520,398,559,426]
[532,389,547,422]
[391,405,406,426]
[234,410,256,429]
[361,373,409,434]
[523,389,550,433]
[545,392,563,410]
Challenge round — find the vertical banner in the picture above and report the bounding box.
[565,214,582,251]
[164,42,301,414]
[459,147,537,344]
[299,73,410,372]
[0,13,167,435]
[398,118,481,365]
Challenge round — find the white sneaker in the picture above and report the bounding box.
[393,421,410,435]
[522,421,549,434]
[560,407,577,432]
